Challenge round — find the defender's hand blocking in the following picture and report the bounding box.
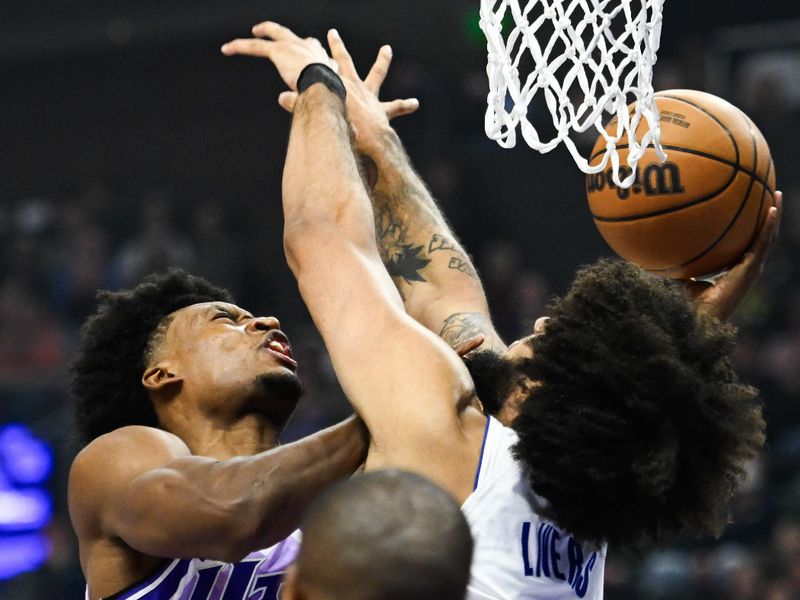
[687,191,783,322]
[222,21,334,90]
[277,30,419,143]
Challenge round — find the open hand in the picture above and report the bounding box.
[222,21,334,90]
[686,190,783,321]
[276,29,419,146]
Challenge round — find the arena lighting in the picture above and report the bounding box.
[0,424,53,485]
[0,490,52,531]
[0,424,53,580]
[0,533,51,580]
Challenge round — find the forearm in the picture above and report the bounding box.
[220,415,367,553]
[360,128,505,351]
[282,84,376,263]
[125,416,366,561]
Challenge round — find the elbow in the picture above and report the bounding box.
[283,219,342,277]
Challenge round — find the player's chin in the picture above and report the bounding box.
[255,370,305,402]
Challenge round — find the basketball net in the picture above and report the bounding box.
[480,0,667,188]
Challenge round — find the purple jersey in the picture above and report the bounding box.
[91,532,300,600]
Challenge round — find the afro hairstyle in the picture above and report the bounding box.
[71,270,233,446]
[511,259,765,548]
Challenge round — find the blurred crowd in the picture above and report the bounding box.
[1,20,799,600]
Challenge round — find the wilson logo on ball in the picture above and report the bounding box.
[586,162,686,200]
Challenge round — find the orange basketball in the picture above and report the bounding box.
[586,89,777,279]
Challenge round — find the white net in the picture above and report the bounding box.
[480,0,667,188]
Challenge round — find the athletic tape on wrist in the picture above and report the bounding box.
[297,63,346,103]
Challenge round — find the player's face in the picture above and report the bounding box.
[462,318,547,419]
[463,317,547,421]
[158,302,301,417]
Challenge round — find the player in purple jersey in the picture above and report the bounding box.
[222,19,780,564]
[282,469,473,600]
[68,271,368,600]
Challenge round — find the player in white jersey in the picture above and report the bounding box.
[223,21,780,599]
[463,416,605,599]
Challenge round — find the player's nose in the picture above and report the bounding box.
[532,317,549,336]
[247,316,281,332]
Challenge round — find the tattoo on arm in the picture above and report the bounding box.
[374,190,431,284]
[428,234,456,253]
[440,312,494,347]
[385,244,431,283]
[448,257,478,280]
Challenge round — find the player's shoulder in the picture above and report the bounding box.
[71,426,190,481]
[68,427,190,535]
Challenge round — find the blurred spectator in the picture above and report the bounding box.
[49,203,111,327]
[108,189,196,288]
[0,278,67,392]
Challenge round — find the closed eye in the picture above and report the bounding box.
[213,312,235,323]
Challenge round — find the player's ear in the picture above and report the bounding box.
[142,363,183,394]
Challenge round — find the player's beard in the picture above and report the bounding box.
[252,371,305,428]
[462,350,517,417]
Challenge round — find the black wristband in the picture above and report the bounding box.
[297,63,346,103]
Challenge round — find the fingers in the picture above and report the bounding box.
[221,38,273,57]
[327,29,359,80]
[278,91,298,113]
[382,98,420,120]
[251,21,301,41]
[365,45,393,94]
[750,190,783,262]
[454,335,486,357]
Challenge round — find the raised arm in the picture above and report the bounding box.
[273,39,507,354]
[223,24,485,502]
[69,417,366,565]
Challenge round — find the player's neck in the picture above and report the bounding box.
[166,409,282,458]
[196,417,281,458]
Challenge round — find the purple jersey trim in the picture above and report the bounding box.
[93,534,301,600]
[106,559,190,599]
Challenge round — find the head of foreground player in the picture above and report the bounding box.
[464,259,765,548]
[71,269,303,448]
[282,469,473,600]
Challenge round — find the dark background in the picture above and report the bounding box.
[1,1,799,598]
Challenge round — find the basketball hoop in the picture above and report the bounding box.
[480,0,667,188]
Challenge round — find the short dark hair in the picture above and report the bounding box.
[512,259,765,548]
[71,270,233,446]
[295,469,473,600]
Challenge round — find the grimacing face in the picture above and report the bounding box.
[149,302,300,414]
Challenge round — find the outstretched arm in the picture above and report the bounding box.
[69,417,367,565]
[275,39,507,354]
[363,126,508,353]
[686,190,783,321]
[224,24,484,503]
[342,42,508,353]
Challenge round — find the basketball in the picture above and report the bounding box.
[586,90,777,279]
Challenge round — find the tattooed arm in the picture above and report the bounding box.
[273,36,507,354]
[366,135,506,353]
[345,43,507,354]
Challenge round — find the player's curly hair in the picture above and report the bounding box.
[512,259,765,548]
[71,270,233,446]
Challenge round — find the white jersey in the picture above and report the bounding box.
[462,417,606,600]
